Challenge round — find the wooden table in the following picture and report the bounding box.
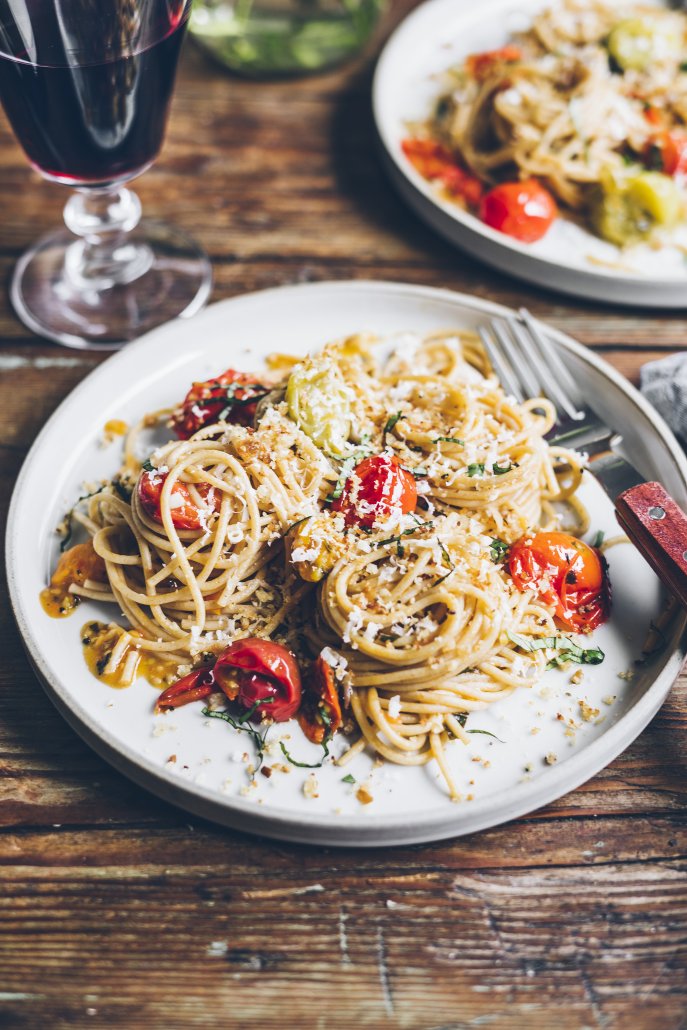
[1,5,686,1028]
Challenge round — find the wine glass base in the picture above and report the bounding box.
[11,220,212,350]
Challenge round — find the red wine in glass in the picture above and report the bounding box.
[0,1,211,347]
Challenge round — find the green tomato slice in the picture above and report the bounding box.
[286,358,352,457]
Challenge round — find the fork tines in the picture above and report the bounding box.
[478,308,585,422]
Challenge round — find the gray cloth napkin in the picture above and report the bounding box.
[640,352,687,445]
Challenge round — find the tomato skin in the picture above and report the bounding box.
[298,657,343,745]
[171,369,269,439]
[213,638,302,722]
[137,469,218,531]
[465,44,522,81]
[402,138,484,207]
[480,180,557,243]
[156,669,215,711]
[508,531,610,633]
[333,454,418,529]
[656,132,687,178]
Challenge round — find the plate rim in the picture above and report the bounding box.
[372,0,687,307]
[7,280,687,846]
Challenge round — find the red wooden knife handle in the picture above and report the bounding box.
[615,482,687,610]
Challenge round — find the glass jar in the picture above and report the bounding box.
[189,0,386,77]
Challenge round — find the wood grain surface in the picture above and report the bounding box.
[1,4,686,1028]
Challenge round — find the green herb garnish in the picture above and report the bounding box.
[547,640,605,668]
[433,436,465,446]
[326,438,373,504]
[492,461,512,475]
[341,773,356,785]
[279,738,331,769]
[489,538,508,563]
[111,478,132,502]
[466,463,485,477]
[59,484,107,552]
[141,459,154,472]
[467,729,505,743]
[507,632,560,652]
[507,631,604,666]
[434,540,455,586]
[382,411,405,443]
[591,530,605,548]
[377,521,434,550]
[202,700,274,772]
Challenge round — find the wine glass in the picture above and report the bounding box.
[0,0,212,349]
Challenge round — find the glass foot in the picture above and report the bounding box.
[11,220,212,350]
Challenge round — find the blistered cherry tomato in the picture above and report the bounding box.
[171,369,270,439]
[402,138,484,206]
[298,656,343,745]
[333,454,417,529]
[213,638,302,722]
[137,469,219,531]
[480,179,557,243]
[653,131,687,178]
[465,44,522,81]
[508,531,610,633]
[156,668,215,712]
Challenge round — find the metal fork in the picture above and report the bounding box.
[478,308,687,610]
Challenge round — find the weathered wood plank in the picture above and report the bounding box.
[1,3,686,1028]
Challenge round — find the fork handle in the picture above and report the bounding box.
[615,482,687,610]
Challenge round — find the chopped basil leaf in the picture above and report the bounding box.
[507,631,604,667]
[59,484,107,552]
[141,459,154,472]
[383,411,405,442]
[202,705,272,771]
[341,773,356,785]
[466,463,485,477]
[279,738,330,769]
[377,521,434,549]
[456,713,468,727]
[591,530,605,548]
[489,538,508,563]
[112,478,132,502]
[326,439,373,504]
[492,461,512,475]
[507,631,559,652]
[547,640,605,668]
[467,729,505,743]
[433,436,465,445]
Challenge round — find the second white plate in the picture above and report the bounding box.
[373,0,687,307]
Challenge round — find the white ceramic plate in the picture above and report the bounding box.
[7,282,687,846]
[373,0,687,307]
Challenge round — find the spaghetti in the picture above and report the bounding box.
[405,0,687,247]
[46,330,609,799]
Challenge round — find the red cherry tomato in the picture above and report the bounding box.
[171,369,270,439]
[333,454,418,529]
[465,44,522,81]
[480,179,558,243]
[654,131,687,177]
[137,469,219,531]
[402,138,484,207]
[298,656,343,745]
[213,638,302,722]
[156,668,215,712]
[508,531,610,633]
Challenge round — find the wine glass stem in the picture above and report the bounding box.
[63,185,153,291]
